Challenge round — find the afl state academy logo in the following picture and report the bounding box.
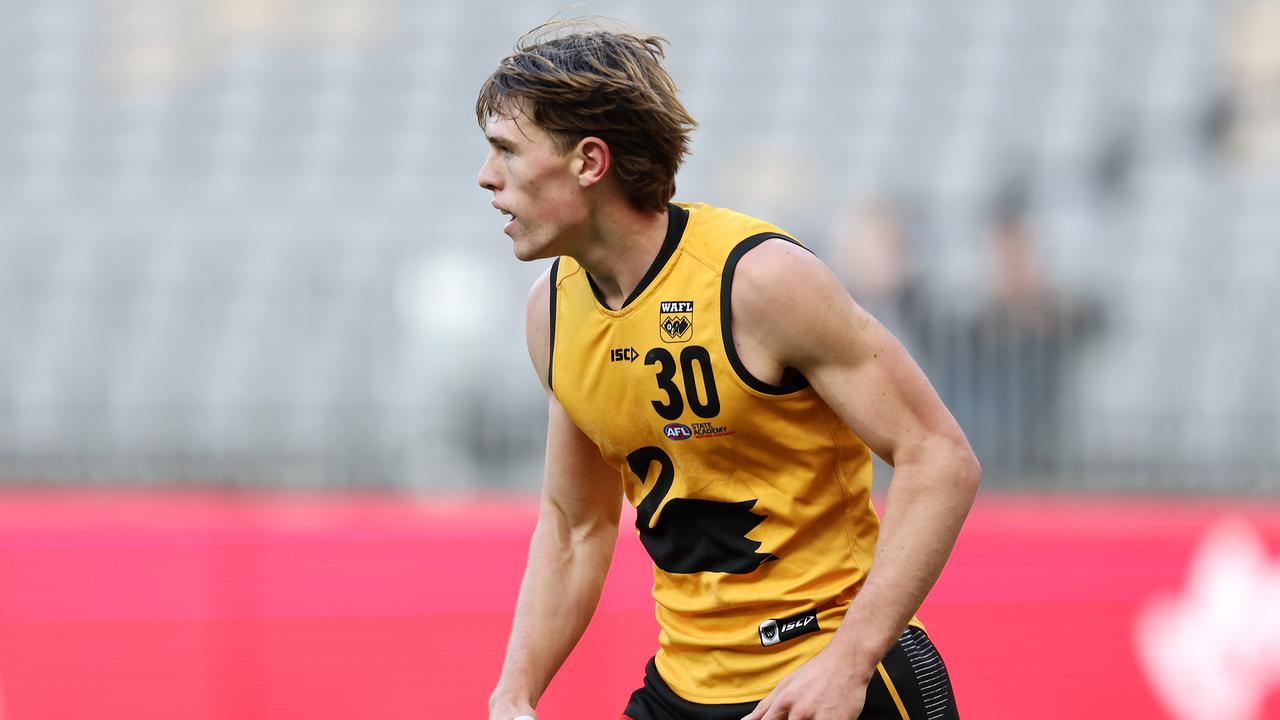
[659,300,693,343]
[664,423,693,440]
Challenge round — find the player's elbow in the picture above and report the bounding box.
[894,433,981,501]
[916,432,981,498]
[538,498,619,550]
[949,438,982,499]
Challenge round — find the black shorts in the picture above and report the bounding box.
[622,627,958,720]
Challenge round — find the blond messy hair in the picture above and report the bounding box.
[476,20,697,213]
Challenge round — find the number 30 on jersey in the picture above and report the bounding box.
[646,345,720,420]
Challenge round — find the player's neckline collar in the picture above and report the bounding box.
[585,203,689,311]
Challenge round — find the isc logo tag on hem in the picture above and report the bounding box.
[759,609,820,647]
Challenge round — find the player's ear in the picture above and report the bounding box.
[574,136,611,189]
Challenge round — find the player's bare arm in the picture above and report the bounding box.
[489,268,624,720]
[734,239,981,720]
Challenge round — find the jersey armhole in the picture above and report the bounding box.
[720,234,811,395]
[548,258,560,391]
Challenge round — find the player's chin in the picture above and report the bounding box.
[511,239,554,262]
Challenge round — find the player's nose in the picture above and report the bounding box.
[477,155,500,192]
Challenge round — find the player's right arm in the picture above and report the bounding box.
[489,267,624,720]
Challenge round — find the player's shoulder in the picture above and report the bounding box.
[525,261,560,391]
[673,201,840,318]
[731,235,835,303]
[674,201,804,272]
[678,201,787,238]
[728,235,856,370]
[526,262,553,318]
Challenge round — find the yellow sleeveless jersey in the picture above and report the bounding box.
[549,202,913,704]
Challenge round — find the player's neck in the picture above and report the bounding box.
[573,201,670,310]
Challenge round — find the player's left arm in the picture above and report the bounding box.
[737,238,981,720]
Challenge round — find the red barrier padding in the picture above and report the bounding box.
[1,491,1279,719]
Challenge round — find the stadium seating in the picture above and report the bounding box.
[0,0,1275,491]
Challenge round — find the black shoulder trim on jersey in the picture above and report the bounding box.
[721,233,811,395]
[586,203,689,310]
[548,258,560,391]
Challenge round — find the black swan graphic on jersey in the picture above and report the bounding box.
[627,446,777,574]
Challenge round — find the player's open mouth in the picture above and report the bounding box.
[493,203,516,233]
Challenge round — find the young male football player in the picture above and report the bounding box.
[478,21,980,720]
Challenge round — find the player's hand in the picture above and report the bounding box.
[488,695,536,720]
[489,706,535,720]
[740,647,871,720]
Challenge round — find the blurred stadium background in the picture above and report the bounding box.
[1,0,1279,718]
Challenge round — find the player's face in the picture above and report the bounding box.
[478,111,588,261]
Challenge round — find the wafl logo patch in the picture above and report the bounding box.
[659,300,693,343]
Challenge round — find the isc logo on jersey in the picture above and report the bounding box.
[664,423,693,441]
[758,609,820,647]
